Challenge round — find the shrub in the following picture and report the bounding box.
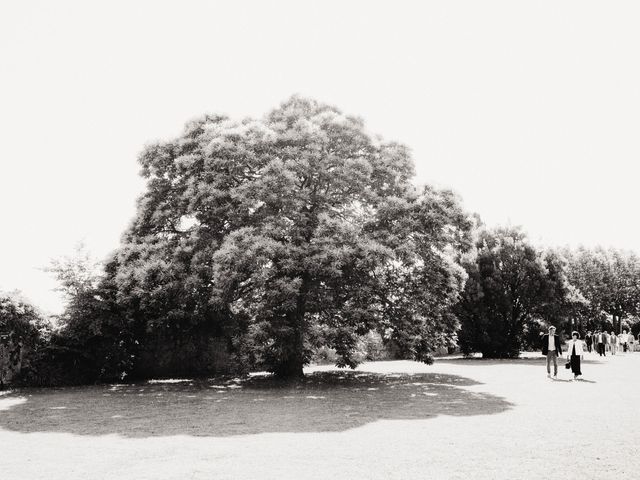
[0,292,48,388]
[359,331,387,361]
[311,331,388,366]
[311,346,339,365]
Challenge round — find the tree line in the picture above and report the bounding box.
[2,97,640,386]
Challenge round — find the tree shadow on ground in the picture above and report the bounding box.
[0,371,512,438]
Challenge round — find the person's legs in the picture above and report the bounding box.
[546,352,552,375]
[576,356,581,376]
[551,351,558,376]
[571,355,581,378]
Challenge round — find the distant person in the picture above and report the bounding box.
[610,331,618,355]
[630,333,636,352]
[595,330,606,356]
[566,331,584,380]
[541,326,563,378]
[585,331,593,353]
[620,329,630,352]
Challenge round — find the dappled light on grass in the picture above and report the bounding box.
[0,371,511,438]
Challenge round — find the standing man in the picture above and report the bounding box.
[541,326,563,378]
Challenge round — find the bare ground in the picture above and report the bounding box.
[1,351,638,479]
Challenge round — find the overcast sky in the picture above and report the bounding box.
[2,1,640,314]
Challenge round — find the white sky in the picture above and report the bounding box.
[2,1,640,314]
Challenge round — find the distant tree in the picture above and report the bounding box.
[111,96,473,378]
[456,227,577,358]
[564,247,640,333]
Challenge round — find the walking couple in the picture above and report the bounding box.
[541,326,584,380]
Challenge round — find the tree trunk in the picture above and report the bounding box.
[274,352,305,379]
[273,319,305,379]
[273,272,310,380]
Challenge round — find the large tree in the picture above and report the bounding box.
[112,96,473,378]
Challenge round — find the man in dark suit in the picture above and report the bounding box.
[541,325,563,378]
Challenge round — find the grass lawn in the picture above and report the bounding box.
[1,351,639,479]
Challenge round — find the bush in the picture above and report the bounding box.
[311,331,388,366]
[311,345,339,365]
[359,331,388,361]
[0,292,48,388]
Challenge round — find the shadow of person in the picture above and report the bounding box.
[438,357,605,367]
[0,371,512,438]
[575,378,596,383]
[549,377,573,383]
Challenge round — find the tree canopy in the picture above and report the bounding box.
[109,96,474,377]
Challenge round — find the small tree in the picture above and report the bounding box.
[44,246,136,384]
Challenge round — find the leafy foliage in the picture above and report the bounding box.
[23,246,139,385]
[110,96,473,377]
[0,292,49,387]
[563,247,640,332]
[456,227,580,358]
